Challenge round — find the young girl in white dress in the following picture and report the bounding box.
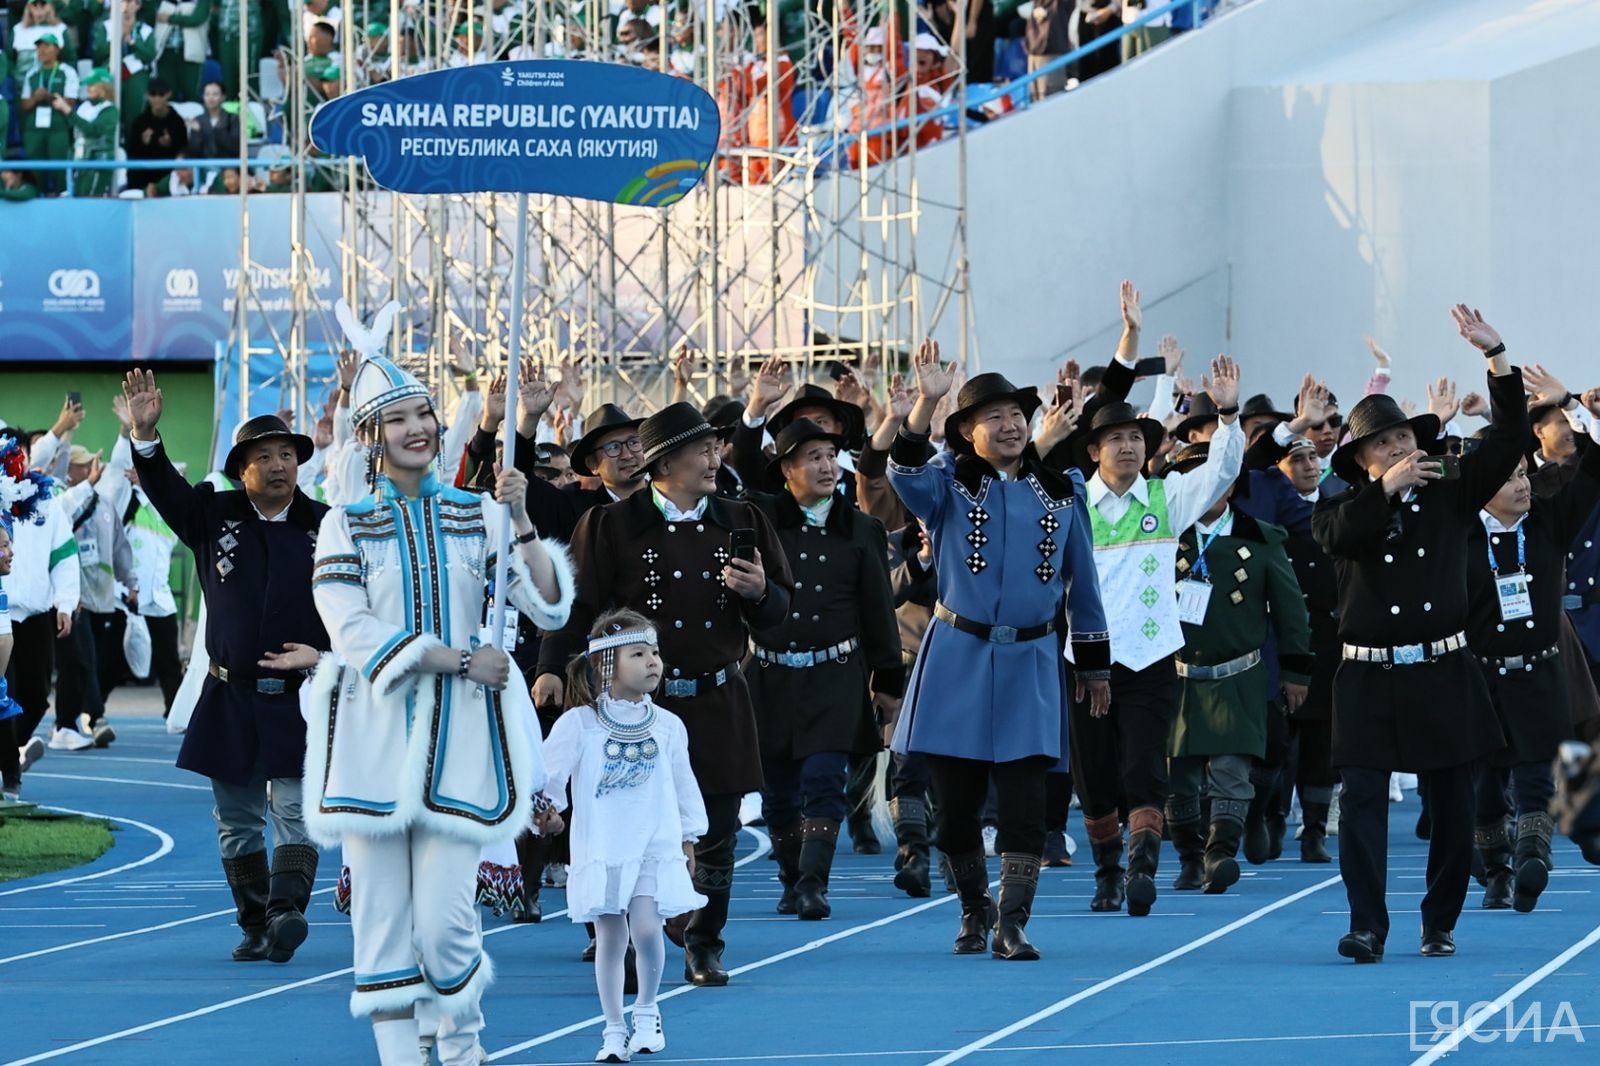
[542,609,708,1063]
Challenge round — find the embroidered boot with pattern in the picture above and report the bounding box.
[1166,798,1205,891]
[890,796,933,898]
[1475,821,1513,910]
[265,843,319,962]
[222,851,271,961]
[769,823,803,914]
[1512,811,1555,913]
[991,853,1042,961]
[1124,806,1164,917]
[795,818,841,921]
[1083,812,1125,912]
[682,860,734,986]
[948,849,995,955]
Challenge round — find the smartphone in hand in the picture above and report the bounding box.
[730,527,757,562]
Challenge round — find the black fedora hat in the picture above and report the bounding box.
[1075,401,1166,472]
[769,383,866,451]
[1330,394,1442,484]
[767,417,848,485]
[570,403,644,477]
[638,402,719,470]
[223,415,314,481]
[702,394,745,439]
[1167,440,1210,474]
[1239,393,1293,427]
[942,373,1042,456]
[1173,393,1220,442]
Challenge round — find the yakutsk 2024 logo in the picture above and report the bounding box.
[501,67,565,90]
[42,269,105,313]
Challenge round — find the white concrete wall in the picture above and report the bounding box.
[815,0,1600,412]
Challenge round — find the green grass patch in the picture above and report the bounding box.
[0,803,116,883]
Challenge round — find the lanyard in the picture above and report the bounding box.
[1192,525,1223,580]
[1487,524,1526,574]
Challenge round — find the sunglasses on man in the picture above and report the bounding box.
[597,435,644,458]
[1307,414,1343,431]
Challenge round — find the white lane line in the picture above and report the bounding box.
[25,772,211,792]
[920,874,1344,1066]
[0,807,175,898]
[1408,920,1600,1065]
[0,830,771,1063]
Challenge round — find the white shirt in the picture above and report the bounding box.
[1087,416,1245,534]
[652,487,708,522]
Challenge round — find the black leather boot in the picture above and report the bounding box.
[1124,807,1163,917]
[1300,801,1333,863]
[1264,808,1287,861]
[265,844,318,963]
[1475,821,1513,909]
[770,823,803,915]
[1513,811,1554,913]
[513,830,550,924]
[991,854,1041,961]
[1084,813,1125,913]
[795,818,840,921]
[890,797,932,898]
[846,754,881,854]
[222,852,271,962]
[1168,818,1205,891]
[683,861,733,986]
[947,849,994,955]
[1243,785,1273,866]
[1202,801,1246,895]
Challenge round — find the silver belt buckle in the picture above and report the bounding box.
[779,652,809,668]
[258,678,286,695]
[1563,595,1584,611]
[991,625,1018,645]
[1392,643,1425,666]
[215,665,230,682]
[664,679,696,698]
[1503,655,1525,671]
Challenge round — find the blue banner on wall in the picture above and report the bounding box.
[0,194,345,362]
[310,60,719,203]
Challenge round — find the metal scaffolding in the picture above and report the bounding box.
[230,0,976,424]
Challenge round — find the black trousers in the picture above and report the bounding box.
[1474,762,1556,824]
[97,612,185,713]
[8,611,58,740]
[927,754,1051,857]
[54,618,102,729]
[1070,659,1177,819]
[1044,771,1075,832]
[1340,763,1473,943]
[889,751,931,800]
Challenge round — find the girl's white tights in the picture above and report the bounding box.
[594,896,666,1028]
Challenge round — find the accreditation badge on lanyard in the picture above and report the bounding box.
[1491,525,1533,622]
[1176,526,1222,625]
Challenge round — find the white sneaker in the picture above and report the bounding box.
[595,1026,631,1063]
[628,1009,665,1055]
[48,727,94,751]
[78,714,115,748]
[738,791,764,826]
[19,737,45,772]
[544,863,568,888]
[1062,832,1079,858]
[981,825,998,857]
[1327,791,1341,836]
[1388,774,1404,803]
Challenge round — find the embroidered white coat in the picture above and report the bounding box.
[304,481,576,846]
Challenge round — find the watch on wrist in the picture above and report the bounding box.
[1483,342,1506,358]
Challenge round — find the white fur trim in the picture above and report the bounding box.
[511,536,575,632]
[302,656,352,848]
[371,631,446,699]
[348,972,430,1019]
[431,951,495,1020]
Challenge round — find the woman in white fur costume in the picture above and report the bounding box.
[304,306,574,1066]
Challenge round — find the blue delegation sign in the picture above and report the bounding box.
[310,60,720,204]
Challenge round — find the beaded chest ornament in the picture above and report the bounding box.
[588,623,662,797]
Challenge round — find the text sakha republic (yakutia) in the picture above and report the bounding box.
[358,103,702,131]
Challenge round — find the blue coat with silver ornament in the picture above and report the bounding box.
[887,438,1110,765]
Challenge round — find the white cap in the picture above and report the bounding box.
[863,26,886,47]
[913,32,949,55]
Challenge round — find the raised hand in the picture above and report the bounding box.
[1159,334,1183,375]
[1296,376,1331,425]
[518,358,555,419]
[748,356,791,417]
[481,373,508,429]
[725,360,751,398]
[111,393,132,432]
[1364,334,1391,369]
[886,373,913,421]
[1381,449,1444,497]
[122,369,163,440]
[672,344,694,387]
[1521,363,1571,407]
[912,337,956,400]
[555,357,586,408]
[1400,398,1418,418]
[1120,280,1142,333]
[448,330,477,376]
[336,348,360,391]
[835,367,870,409]
[1426,376,1460,422]
[1583,387,1600,418]
[1459,391,1488,418]
[1450,304,1503,352]
[1202,355,1240,412]
[1036,386,1086,453]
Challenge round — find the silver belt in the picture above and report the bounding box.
[1478,643,1560,674]
[751,637,860,669]
[1341,632,1467,667]
[661,663,739,699]
[1564,594,1593,611]
[1175,649,1261,681]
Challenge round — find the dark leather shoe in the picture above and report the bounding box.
[1172,859,1205,891]
[264,910,308,963]
[232,928,271,962]
[684,945,729,986]
[1481,871,1512,910]
[952,898,995,955]
[1337,930,1384,964]
[1420,928,1455,957]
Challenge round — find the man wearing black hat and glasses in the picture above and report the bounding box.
[122,370,329,965]
[543,401,795,986]
[887,339,1110,962]
[1068,355,1243,918]
[743,418,902,921]
[1313,305,1527,964]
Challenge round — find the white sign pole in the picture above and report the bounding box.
[490,191,530,643]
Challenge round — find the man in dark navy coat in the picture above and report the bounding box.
[1312,307,1527,964]
[123,370,330,965]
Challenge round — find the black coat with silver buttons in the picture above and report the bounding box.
[540,491,795,795]
[1467,439,1600,763]
[1311,367,1527,772]
[743,491,903,761]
